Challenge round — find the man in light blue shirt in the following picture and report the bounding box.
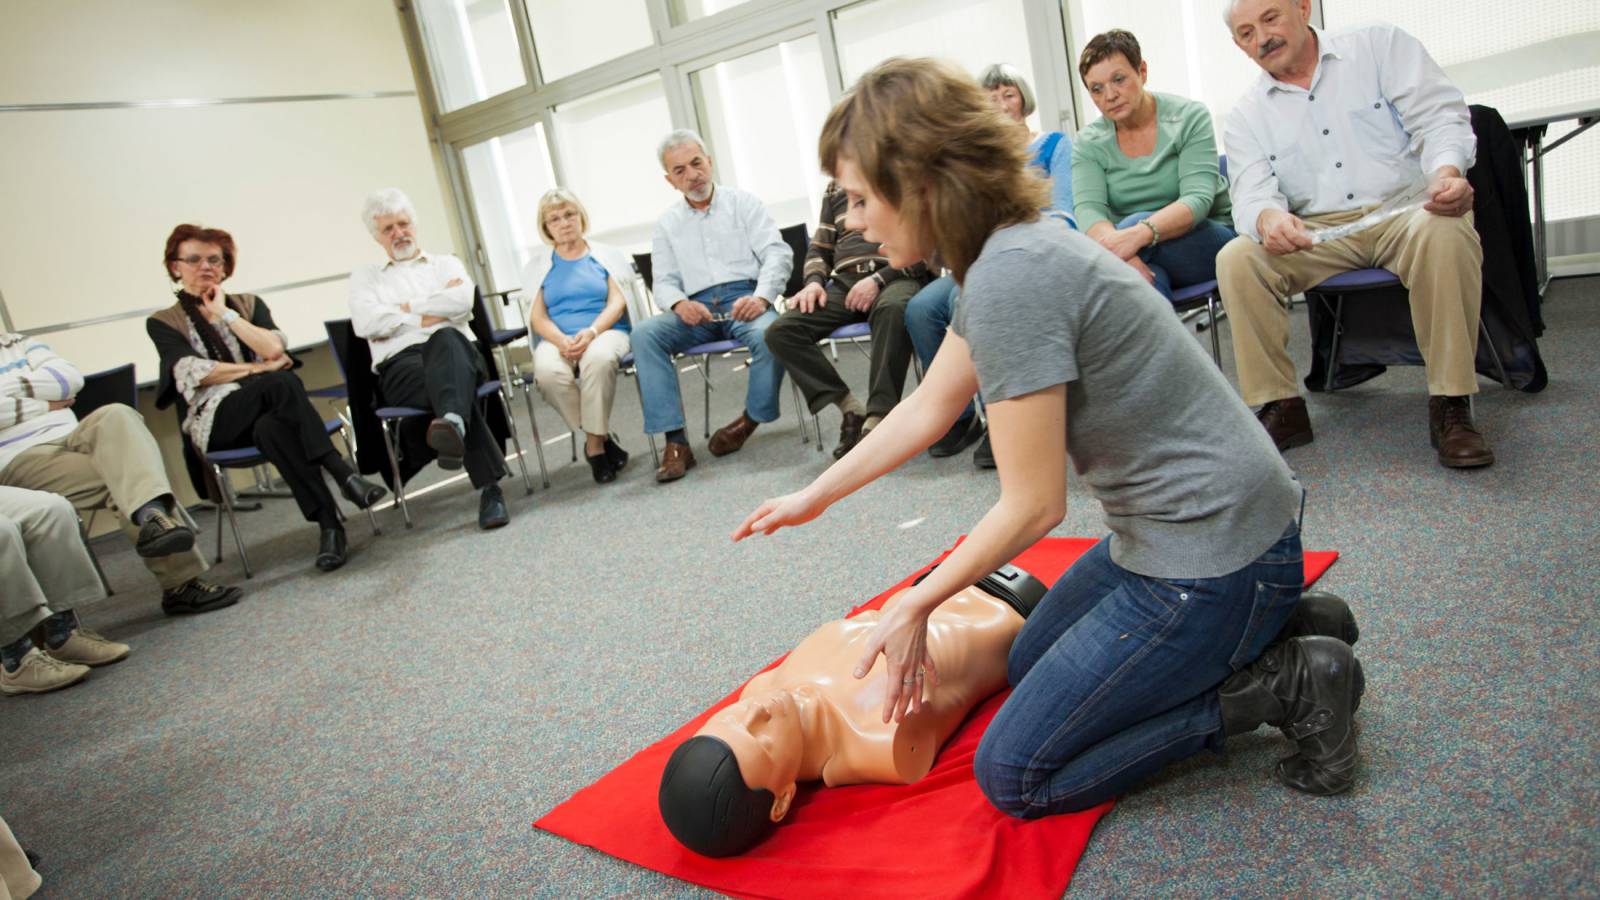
[635,129,793,483]
[1216,0,1491,470]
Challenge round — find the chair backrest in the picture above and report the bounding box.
[323,319,361,385]
[74,363,137,419]
[778,223,809,299]
[632,252,654,295]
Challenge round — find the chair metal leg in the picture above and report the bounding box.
[79,516,114,596]
[493,391,536,495]
[518,379,553,487]
[630,369,660,468]
[335,426,380,536]
[1323,295,1345,392]
[700,355,713,438]
[570,431,578,462]
[213,464,253,579]
[380,418,413,529]
[1206,295,1222,366]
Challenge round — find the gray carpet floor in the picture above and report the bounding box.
[3,278,1597,898]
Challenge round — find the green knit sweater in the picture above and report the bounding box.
[1070,92,1232,232]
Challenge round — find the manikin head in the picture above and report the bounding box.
[658,129,715,207]
[1225,0,1317,81]
[164,224,237,296]
[362,187,422,263]
[658,689,805,857]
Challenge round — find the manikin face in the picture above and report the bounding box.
[834,156,925,271]
[1228,0,1315,80]
[662,142,715,205]
[543,204,584,245]
[373,211,421,262]
[171,239,227,296]
[988,84,1026,123]
[698,689,805,822]
[1083,54,1149,125]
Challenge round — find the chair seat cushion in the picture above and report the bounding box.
[827,322,872,340]
[684,340,742,356]
[1170,280,1218,305]
[1312,268,1400,291]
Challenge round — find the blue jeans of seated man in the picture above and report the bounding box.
[1117,212,1238,301]
[632,279,783,435]
[973,521,1304,817]
[904,276,977,422]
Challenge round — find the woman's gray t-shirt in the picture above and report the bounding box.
[951,216,1301,578]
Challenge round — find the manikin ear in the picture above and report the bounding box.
[769,784,796,823]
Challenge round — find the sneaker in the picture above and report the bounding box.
[43,628,130,667]
[1,648,90,695]
[135,511,195,558]
[161,578,242,616]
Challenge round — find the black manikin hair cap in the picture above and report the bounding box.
[913,561,1048,619]
[659,735,778,857]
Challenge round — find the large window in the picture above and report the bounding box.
[834,0,1039,129]
[460,123,558,294]
[524,0,654,83]
[691,36,833,233]
[551,75,677,250]
[415,0,526,113]
[671,0,757,24]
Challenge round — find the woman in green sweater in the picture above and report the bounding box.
[1071,30,1235,300]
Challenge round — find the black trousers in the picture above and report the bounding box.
[208,371,339,526]
[376,329,504,489]
[764,278,919,417]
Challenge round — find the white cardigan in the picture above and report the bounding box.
[519,240,648,337]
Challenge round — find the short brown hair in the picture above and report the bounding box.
[163,224,237,282]
[1078,29,1143,83]
[818,57,1048,283]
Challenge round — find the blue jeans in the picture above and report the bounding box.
[973,522,1304,817]
[1118,212,1237,301]
[631,280,783,434]
[903,276,976,422]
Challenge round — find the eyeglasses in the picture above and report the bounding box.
[177,255,225,269]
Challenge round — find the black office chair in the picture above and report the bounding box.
[72,364,141,594]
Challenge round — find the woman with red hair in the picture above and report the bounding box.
[147,224,386,572]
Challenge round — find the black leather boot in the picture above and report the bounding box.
[1219,636,1365,795]
[1272,591,1359,646]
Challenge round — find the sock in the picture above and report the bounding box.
[42,609,78,649]
[864,414,883,432]
[320,453,356,483]
[443,412,466,436]
[2,634,32,672]
[665,428,688,446]
[132,496,170,526]
[837,394,866,417]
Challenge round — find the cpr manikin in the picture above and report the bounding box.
[658,566,1047,857]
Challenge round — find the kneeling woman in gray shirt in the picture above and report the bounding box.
[735,57,1365,810]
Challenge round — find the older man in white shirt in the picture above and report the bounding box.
[633,130,793,483]
[1216,0,1491,469]
[348,188,509,529]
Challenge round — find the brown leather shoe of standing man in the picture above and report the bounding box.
[655,442,697,483]
[708,413,760,457]
[1429,396,1495,468]
[1256,396,1314,452]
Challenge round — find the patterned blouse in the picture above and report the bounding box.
[172,320,289,451]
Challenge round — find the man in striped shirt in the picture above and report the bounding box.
[0,333,240,616]
[764,182,932,459]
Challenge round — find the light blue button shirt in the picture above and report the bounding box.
[1224,24,1476,241]
[649,184,793,313]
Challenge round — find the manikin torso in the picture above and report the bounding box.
[699,586,1023,788]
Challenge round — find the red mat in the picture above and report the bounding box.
[536,538,1339,900]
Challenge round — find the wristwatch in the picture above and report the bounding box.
[220,309,241,325]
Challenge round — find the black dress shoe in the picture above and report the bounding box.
[160,578,242,615]
[1219,635,1365,795]
[929,415,983,458]
[340,473,388,509]
[478,484,509,530]
[833,411,867,460]
[1257,397,1313,452]
[587,451,616,484]
[315,527,349,571]
[972,434,996,469]
[426,417,467,470]
[604,437,630,472]
[135,511,195,558]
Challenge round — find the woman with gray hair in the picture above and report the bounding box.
[977,63,1073,215]
[520,188,634,483]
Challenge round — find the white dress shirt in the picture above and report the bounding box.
[649,184,793,313]
[348,251,476,369]
[1224,24,1476,241]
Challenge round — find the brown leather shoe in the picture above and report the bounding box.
[1257,397,1313,452]
[655,442,697,483]
[708,414,759,457]
[833,411,867,460]
[1429,396,1495,468]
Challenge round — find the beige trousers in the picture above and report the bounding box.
[1215,208,1483,406]
[0,486,104,647]
[0,405,206,591]
[530,329,632,437]
[0,814,41,900]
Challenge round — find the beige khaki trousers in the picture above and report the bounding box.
[0,486,104,647]
[530,329,632,437]
[1215,208,1483,406]
[0,405,206,591]
[0,813,42,900]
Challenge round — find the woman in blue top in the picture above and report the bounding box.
[521,188,635,484]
